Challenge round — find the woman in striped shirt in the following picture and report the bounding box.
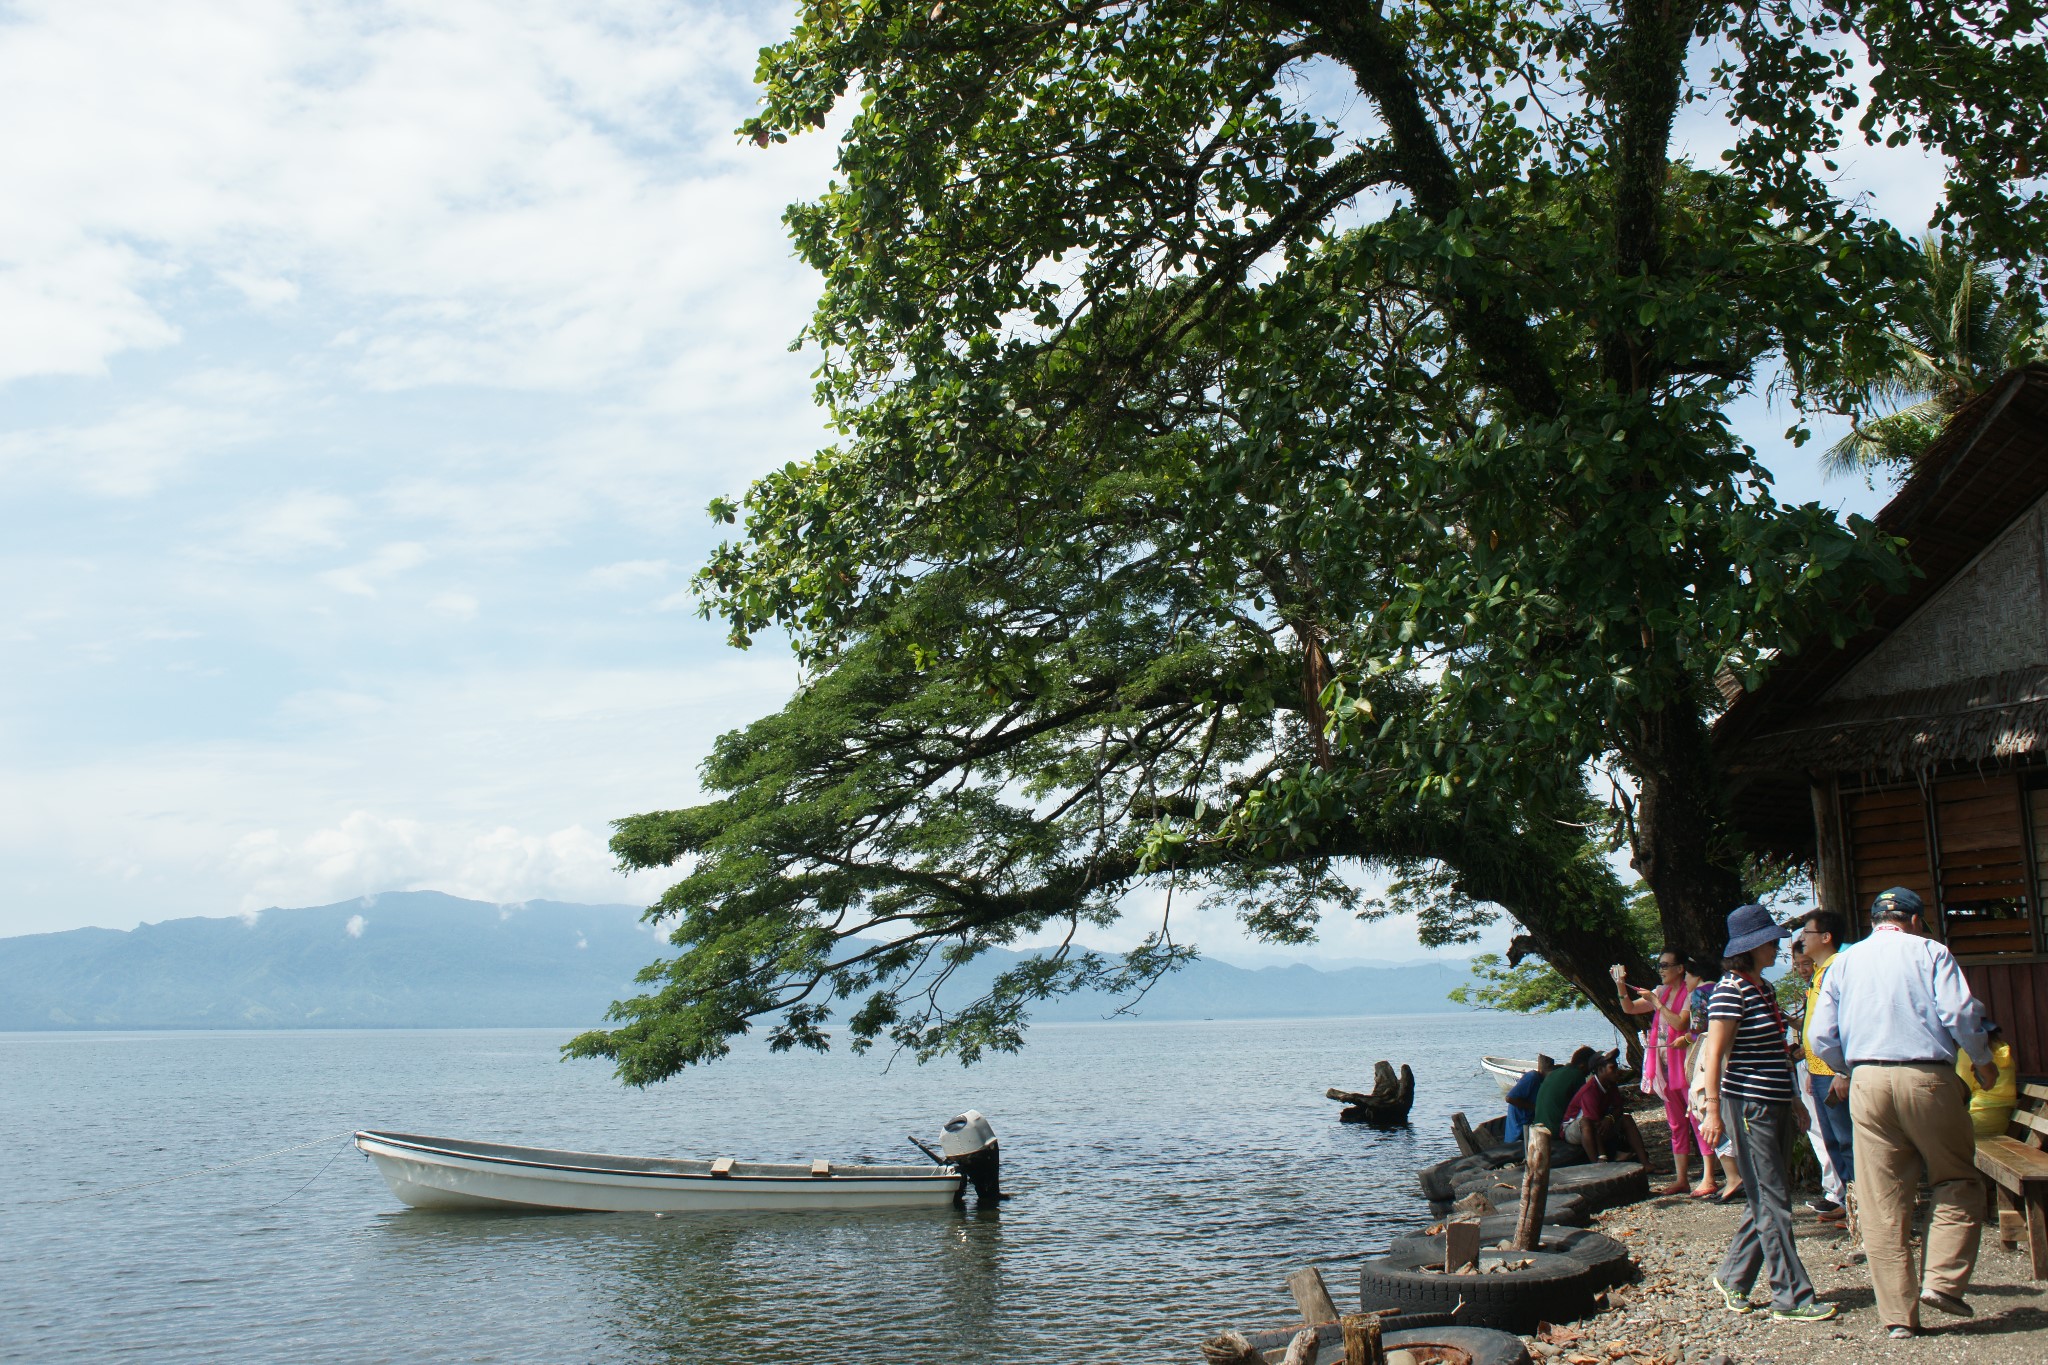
[1695,903,1836,1323]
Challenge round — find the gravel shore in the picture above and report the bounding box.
[1514,1106,2047,1364]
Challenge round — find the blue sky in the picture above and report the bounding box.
[2,2,1918,960]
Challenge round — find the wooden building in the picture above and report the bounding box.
[1717,365,2048,1070]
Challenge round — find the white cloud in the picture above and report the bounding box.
[429,591,480,621]
[0,399,271,498]
[345,913,366,938]
[586,559,675,590]
[317,542,431,598]
[0,1,830,391]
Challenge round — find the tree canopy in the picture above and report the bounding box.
[568,0,2048,1082]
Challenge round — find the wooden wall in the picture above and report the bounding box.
[1963,961,2048,1073]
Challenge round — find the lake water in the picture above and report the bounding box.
[1,1013,1607,1362]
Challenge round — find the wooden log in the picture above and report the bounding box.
[1199,1331,1266,1365]
[1444,1218,1482,1273]
[1287,1266,1342,1327]
[1513,1125,1553,1251]
[1370,1060,1400,1101]
[1341,1313,1383,1365]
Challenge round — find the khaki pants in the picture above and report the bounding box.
[1849,1062,1985,1328]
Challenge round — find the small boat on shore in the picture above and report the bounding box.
[354,1130,965,1213]
[1480,1055,1534,1096]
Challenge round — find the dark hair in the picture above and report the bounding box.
[1721,953,1754,976]
[1655,948,1684,967]
[1686,955,1718,979]
[1801,910,1846,946]
[1568,1044,1598,1070]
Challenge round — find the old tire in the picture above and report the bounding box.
[1454,1190,1591,1226]
[1384,1326,1531,1365]
[1357,1249,1598,1333]
[1239,1313,1464,1357]
[1388,1226,1633,1289]
[1452,1160,1646,1212]
[1420,1150,1510,1201]
[1541,1160,1650,1212]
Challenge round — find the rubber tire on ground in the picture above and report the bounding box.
[1357,1248,1598,1333]
[1539,1160,1650,1212]
[1387,1226,1633,1289]
[1421,1150,1512,1201]
[1451,1159,1646,1212]
[1239,1313,1463,1357]
[1384,1325,1531,1365]
[1452,1190,1591,1226]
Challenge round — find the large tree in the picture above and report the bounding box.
[570,0,2046,1080]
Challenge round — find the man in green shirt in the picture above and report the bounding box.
[1533,1045,1599,1135]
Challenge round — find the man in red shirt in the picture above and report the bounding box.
[1562,1052,1650,1164]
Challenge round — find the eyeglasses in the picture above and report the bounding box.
[1657,958,1681,969]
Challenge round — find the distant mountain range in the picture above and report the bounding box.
[0,891,1480,1030]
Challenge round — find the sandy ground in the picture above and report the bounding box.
[1521,1103,2047,1364]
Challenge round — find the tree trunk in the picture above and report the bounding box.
[1627,701,1748,962]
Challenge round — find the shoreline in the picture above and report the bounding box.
[1472,1104,2047,1363]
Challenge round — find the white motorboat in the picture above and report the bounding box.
[1480,1055,1534,1097]
[354,1130,964,1213]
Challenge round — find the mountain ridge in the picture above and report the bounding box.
[0,891,1480,1030]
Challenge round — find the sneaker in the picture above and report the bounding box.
[1773,1302,1840,1323]
[1710,1275,1755,1314]
[1808,1197,1842,1214]
[1920,1289,1973,1318]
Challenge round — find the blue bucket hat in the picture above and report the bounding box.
[1869,886,1924,921]
[1723,902,1789,957]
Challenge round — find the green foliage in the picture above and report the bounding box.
[572,0,2048,1083]
[1451,955,1589,1015]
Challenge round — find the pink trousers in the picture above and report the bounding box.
[1660,1068,1708,1158]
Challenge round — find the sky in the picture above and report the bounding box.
[2,2,1922,962]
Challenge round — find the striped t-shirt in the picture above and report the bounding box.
[1707,974,1797,1104]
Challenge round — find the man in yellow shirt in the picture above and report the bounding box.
[1798,912,1855,1221]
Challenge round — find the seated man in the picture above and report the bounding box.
[1503,1054,1554,1144]
[1560,1051,1650,1165]
[1533,1045,1598,1137]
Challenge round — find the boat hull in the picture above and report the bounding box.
[355,1131,964,1213]
[1480,1056,1534,1098]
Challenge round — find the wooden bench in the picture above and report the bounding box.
[1974,1078,2048,1279]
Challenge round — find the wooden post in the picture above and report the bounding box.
[1340,1312,1384,1365]
[1450,1111,1480,1157]
[1444,1217,1482,1273]
[1513,1124,1553,1250]
[1286,1266,1341,1326]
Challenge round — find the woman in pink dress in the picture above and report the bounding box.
[1615,951,1712,1195]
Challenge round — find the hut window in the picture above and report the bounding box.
[1844,787,1936,931]
[1932,775,2035,959]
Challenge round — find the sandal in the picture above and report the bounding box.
[1716,1182,1746,1203]
[1690,1184,1719,1198]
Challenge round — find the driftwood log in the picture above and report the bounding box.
[1327,1061,1415,1125]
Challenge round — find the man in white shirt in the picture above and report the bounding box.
[1809,887,1997,1338]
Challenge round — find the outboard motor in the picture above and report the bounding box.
[941,1110,1004,1204]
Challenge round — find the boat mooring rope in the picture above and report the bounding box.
[41,1130,356,1206]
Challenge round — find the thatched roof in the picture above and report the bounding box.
[1723,665,2048,777]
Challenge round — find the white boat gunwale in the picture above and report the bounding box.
[353,1129,958,1185]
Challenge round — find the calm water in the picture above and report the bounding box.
[0,1013,1605,1362]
